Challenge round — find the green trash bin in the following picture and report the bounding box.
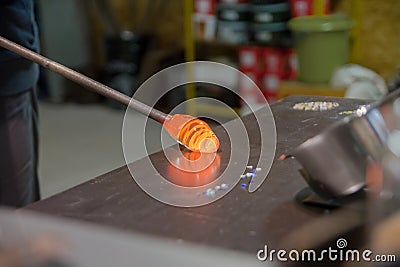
[288,15,353,83]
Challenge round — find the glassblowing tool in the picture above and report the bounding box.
[291,89,400,200]
[0,36,219,153]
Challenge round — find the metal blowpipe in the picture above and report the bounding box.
[0,36,220,153]
[0,36,167,123]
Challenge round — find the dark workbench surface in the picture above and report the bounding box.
[26,95,369,254]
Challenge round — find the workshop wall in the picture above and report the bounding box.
[38,0,91,101]
[335,0,400,81]
[38,0,185,103]
[39,0,184,67]
[91,0,184,52]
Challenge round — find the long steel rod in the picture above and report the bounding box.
[0,36,168,124]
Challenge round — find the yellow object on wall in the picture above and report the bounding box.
[335,0,400,81]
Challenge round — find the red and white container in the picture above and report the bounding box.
[290,0,330,17]
[238,70,264,106]
[290,0,312,17]
[262,47,285,77]
[194,0,217,15]
[262,73,280,102]
[193,13,217,40]
[262,47,298,80]
[284,48,298,80]
[262,73,280,93]
[238,46,264,72]
[238,47,297,102]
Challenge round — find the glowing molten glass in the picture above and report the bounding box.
[163,114,220,153]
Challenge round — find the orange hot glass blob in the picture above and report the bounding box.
[163,114,220,153]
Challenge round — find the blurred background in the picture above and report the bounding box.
[34,0,400,198]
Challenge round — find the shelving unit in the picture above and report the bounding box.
[183,0,197,116]
[183,0,349,116]
[183,0,240,118]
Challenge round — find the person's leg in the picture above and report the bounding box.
[0,89,40,207]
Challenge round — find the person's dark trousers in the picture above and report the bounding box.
[0,88,40,207]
